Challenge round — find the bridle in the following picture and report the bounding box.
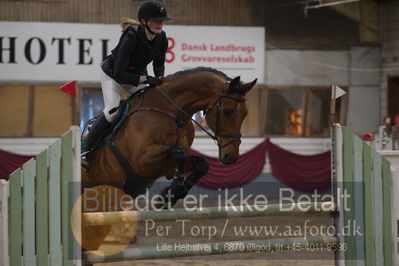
[203,89,246,150]
[157,81,246,151]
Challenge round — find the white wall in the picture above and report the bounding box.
[265,48,381,135]
[265,50,350,86]
[347,47,381,135]
[0,138,57,155]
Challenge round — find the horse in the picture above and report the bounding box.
[80,67,257,259]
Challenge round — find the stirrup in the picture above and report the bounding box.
[81,151,91,171]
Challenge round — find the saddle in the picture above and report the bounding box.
[81,88,146,150]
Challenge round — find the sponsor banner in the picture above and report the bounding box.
[0,22,264,83]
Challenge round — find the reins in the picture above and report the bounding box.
[157,89,217,140]
[156,82,246,151]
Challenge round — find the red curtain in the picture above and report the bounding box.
[190,139,331,192]
[265,139,331,193]
[190,140,268,189]
[0,149,34,180]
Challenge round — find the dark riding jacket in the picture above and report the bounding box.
[101,25,168,86]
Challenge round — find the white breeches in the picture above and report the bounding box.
[101,71,147,122]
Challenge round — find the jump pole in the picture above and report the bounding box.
[83,201,336,226]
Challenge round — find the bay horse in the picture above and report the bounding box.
[80,67,257,257]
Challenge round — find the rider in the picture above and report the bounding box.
[81,0,170,170]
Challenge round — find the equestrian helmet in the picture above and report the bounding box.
[138,1,170,21]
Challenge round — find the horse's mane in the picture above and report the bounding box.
[164,67,232,81]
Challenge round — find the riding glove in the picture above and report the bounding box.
[145,76,163,87]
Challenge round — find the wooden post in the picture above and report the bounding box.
[330,85,337,125]
[22,159,37,266]
[36,150,49,266]
[49,140,62,266]
[9,169,22,266]
[71,126,82,266]
[0,180,9,266]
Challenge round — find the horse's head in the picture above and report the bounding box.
[205,76,257,164]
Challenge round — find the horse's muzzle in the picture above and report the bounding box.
[220,153,237,165]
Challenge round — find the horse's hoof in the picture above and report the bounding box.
[155,186,172,209]
[170,145,187,160]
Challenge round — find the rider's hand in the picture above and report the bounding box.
[145,76,163,87]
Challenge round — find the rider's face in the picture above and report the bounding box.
[147,19,164,34]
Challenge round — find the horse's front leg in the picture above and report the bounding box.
[157,155,209,209]
[183,155,209,191]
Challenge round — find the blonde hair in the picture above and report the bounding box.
[120,17,140,32]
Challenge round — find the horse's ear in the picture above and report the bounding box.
[228,76,241,90]
[238,78,257,94]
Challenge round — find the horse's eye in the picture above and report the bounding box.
[223,109,233,116]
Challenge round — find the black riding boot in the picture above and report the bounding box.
[81,112,110,170]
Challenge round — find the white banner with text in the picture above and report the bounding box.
[0,22,264,83]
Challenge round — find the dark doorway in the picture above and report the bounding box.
[388,77,399,122]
